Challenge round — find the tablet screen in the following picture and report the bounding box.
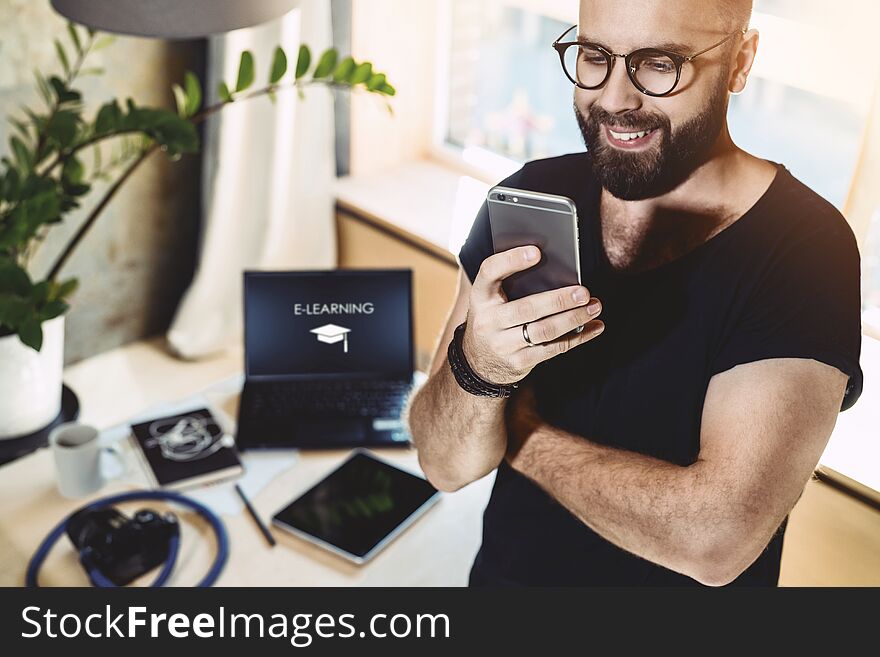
[272,451,439,561]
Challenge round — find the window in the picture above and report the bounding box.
[442,1,576,178]
[440,0,877,209]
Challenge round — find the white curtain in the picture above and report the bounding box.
[167,0,336,359]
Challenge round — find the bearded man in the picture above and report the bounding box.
[405,0,863,586]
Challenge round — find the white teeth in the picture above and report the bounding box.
[609,128,654,141]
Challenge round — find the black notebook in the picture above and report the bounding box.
[130,407,244,489]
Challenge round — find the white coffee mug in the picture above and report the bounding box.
[49,422,125,498]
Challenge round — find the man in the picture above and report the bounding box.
[405,0,863,586]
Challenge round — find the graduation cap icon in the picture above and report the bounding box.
[310,323,351,353]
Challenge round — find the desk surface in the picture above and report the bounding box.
[1,334,877,587]
[0,338,493,587]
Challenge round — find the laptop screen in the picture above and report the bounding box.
[244,270,413,378]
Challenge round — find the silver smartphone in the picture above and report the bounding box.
[487,186,581,302]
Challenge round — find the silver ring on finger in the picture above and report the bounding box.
[522,322,535,346]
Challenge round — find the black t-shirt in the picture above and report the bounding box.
[456,152,863,586]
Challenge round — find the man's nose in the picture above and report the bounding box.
[596,56,643,115]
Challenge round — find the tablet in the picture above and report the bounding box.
[272,450,440,564]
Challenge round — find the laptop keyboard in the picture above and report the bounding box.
[246,379,412,418]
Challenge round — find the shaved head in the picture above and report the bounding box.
[573,0,756,199]
[717,0,753,29]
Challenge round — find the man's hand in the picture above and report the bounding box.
[464,246,605,385]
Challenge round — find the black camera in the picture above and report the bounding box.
[497,193,506,201]
[65,506,179,585]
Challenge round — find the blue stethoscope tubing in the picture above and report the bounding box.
[26,490,228,587]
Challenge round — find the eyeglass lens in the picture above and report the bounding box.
[563,44,679,95]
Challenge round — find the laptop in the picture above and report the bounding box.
[236,269,415,450]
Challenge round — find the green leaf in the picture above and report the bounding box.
[122,107,199,155]
[0,187,63,250]
[46,110,79,148]
[34,70,53,106]
[65,182,91,197]
[184,71,201,116]
[217,81,233,103]
[39,299,68,321]
[312,48,338,79]
[56,278,79,300]
[48,76,81,103]
[366,72,386,91]
[61,156,85,186]
[295,45,311,79]
[91,35,116,52]
[10,136,31,171]
[19,318,43,351]
[235,50,255,92]
[23,108,47,134]
[0,258,32,296]
[47,280,62,298]
[18,173,54,197]
[0,294,32,330]
[0,167,21,201]
[269,46,287,84]
[58,198,79,213]
[78,67,105,76]
[332,56,356,82]
[67,22,82,55]
[378,82,396,96]
[94,100,122,134]
[30,280,50,304]
[172,83,187,118]
[350,62,373,85]
[54,39,70,76]
[9,117,31,141]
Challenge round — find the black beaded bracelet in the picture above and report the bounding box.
[447,321,519,398]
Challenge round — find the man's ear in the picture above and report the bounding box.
[729,28,759,94]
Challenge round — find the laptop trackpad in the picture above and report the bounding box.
[298,417,366,442]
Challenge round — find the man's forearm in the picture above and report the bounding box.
[509,424,764,584]
[405,360,508,492]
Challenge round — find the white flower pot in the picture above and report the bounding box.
[0,315,65,439]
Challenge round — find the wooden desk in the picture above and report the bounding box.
[1,336,877,586]
[0,337,494,587]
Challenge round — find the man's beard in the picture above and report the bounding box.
[575,82,729,200]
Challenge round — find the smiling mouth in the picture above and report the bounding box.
[604,125,660,148]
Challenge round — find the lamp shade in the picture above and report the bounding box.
[50,0,301,39]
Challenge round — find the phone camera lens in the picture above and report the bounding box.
[497,193,506,201]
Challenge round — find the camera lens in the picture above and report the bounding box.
[497,193,506,201]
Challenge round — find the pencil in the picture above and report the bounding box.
[235,483,276,547]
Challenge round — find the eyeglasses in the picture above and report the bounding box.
[552,25,746,97]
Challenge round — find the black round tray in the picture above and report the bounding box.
[0,385,80,466]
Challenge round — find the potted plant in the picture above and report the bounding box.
[0,24,395,439]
